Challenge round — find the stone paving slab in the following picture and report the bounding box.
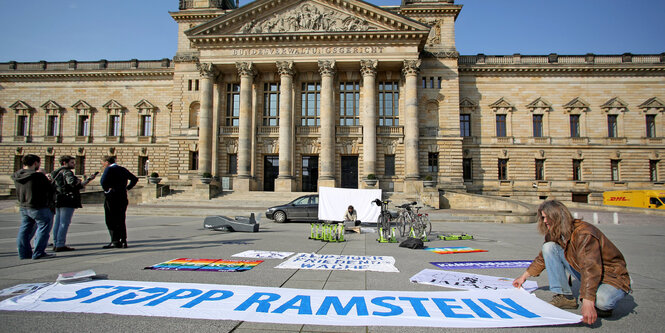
[0,208,662,332]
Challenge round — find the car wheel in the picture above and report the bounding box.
[274,211,287,223]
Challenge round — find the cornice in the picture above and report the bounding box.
[0,71,174,80]
[169,10,226,22]
[191,31,428,48]
[398,5,462,19]
[458,65,665,74]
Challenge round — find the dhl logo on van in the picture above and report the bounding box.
[608,197,629,201]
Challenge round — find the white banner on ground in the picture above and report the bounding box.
[275,253,399,272]
[0,280,581,328]
[232,250,294,260]
[318,187,381,222]
[410,269,538,292]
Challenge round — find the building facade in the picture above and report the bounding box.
[1,0,663,204]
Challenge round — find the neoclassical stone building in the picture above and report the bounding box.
[1,0,663,204]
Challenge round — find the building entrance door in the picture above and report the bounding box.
[302,156,318,192]
[341,156,358,189]
[264,156,278,191]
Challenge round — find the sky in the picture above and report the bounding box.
[0,0,662,62]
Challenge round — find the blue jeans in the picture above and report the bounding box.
[17,207,53,259]
[53,207,75,248]
[542,241,627,310]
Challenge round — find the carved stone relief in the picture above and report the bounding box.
[223,139,238,154]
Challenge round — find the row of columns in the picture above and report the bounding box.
[196,59,422,188]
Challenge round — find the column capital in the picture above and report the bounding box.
[360,59,378,77]
[318,60,336,77]
[196,62,218,78]
[276,61,295,77]
[402,59,421,77]
[236,61,256,77]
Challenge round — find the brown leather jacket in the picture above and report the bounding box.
[526,219,631,302]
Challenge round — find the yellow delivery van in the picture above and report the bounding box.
[603,190,665,209]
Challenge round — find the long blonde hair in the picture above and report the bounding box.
[537,200,575,245]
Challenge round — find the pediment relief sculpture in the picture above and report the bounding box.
[600,97,628,113]
[639,97,665,113]
[526,97,552,113]
[10,100,33,113]
[238,3,379,34]
[563,97,590,113]
[41,100,63,113]
[489,97,514,113]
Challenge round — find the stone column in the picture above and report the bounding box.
[275,61,296,191]
[360,60,378,184]
[235,62,255,190]
[196,62,217,176]
[318,60,336,188]
[211,78,223,178]
[403,60,421,182]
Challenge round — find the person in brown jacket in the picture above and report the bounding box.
[512,200,631,325]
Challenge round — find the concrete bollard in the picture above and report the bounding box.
[613,212,619,224]
[593,212,599,224]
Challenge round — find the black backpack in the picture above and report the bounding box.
[399,237,424,249]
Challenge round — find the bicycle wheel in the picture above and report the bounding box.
[397,214,407,237]
[422,214,432,236]
[377,214,385,235]
[412,215,425,237]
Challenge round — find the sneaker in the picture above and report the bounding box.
[595,307,613,318]
[549,294,578,309]
[33,253,56,260]
[54,246,76,252]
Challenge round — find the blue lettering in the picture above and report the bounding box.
[145,289,203,306]
[112,287,169,305]
[272,295,312,315]
[398,297,431,317]
[461,299,492,318]
[234,292,281,313]
[478,298,540,319]
[431,298,473,318]
[181,290,234,308]
[43,286,114,303]
[82,286,143,304]
[316,296,368,316]
[371,297,404,317]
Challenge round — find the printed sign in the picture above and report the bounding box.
[424,247,488,254]
[232,250,294,260]
[431,261,532,270]
[0,280,581,328]
[144,258,262,272]
[275,253,398,272]
[410,269,538,292]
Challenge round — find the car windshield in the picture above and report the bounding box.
[292,197,310,205]
[311,196,318,204]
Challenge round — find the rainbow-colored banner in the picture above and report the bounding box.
[424,247,488,255]
[144,258,262,272]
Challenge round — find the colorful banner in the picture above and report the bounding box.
[275,253,398,272]
[410,269,538,292]
[424,247,488,254]
[0,280,581,328]
[144,258,262,272]
[232,250,294,260]
[431,260,532,270]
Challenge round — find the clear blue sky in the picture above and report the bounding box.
[0,0,662,62]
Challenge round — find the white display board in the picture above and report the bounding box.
[318,187,382,222]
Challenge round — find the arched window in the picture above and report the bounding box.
[189,102,200,128]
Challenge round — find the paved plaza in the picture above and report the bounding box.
[0,204,663,332]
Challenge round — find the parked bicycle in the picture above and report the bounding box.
[395,202,432,238]
[395,202,417,237]
[372,199,393,240]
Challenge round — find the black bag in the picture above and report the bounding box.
[399,237,424,249]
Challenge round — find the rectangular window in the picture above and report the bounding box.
[498,159,508,180]
[263,83,280,126]
[301,82,321,126]
[611,159,620,181]
[535,159,545,181]
[188,79,193,91]
[422,77,427,89]
[650,160,659,182]
[437,77,442,89]
[339,82,360,126]
[138,156,148,177]
[378,81,399,126]
[16,115,28,136]
[228,154,237,174]
[460,114,471,137]
[570,115,580,137]
[78,115,89,136]
[532,114,543,137]
[607,115,618,137]
[463,158,473,181]
[226,83,240,126]
[195,79,199,91]
[75,156,85,175]
[646,115,656,138]
[429,77,434,89]
[495,114,506,137]
[189,151,199,171]
[385,154,395,176]
[44,155,55,173]
[428,152,439,173]
[47,115,58,136]
[109,115,121,136]
[140,115,152,136]
[573,159,582,181]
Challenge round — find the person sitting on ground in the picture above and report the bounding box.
[342,205,360,233]
[512,200,631,325]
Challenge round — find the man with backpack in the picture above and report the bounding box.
[51,155,97,252]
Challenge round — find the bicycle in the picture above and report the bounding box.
[412,206,432,238]
[372,199,393,241]
[395,202,417,237]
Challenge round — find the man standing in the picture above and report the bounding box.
[100,156,138,249]
[12,154,55,259]
[51,155,97,252]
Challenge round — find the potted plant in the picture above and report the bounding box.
[364,173,378,186]
[148,172,162,184]
[423,175,436,188]
[200,172,213,184]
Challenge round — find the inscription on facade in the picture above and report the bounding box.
[232,46,386,57]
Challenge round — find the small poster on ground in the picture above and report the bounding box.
[0,283,53,297]
[275,253,399,272]
[144,258,262,272]
[431,260,532,270]
[424,247,488,254]
[232,250,294,260]
[410,269,538,292]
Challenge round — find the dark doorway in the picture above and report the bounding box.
[572,193,588,203]
[341,156,358,189]
[302,156,318,192]
[264,156,279,191]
